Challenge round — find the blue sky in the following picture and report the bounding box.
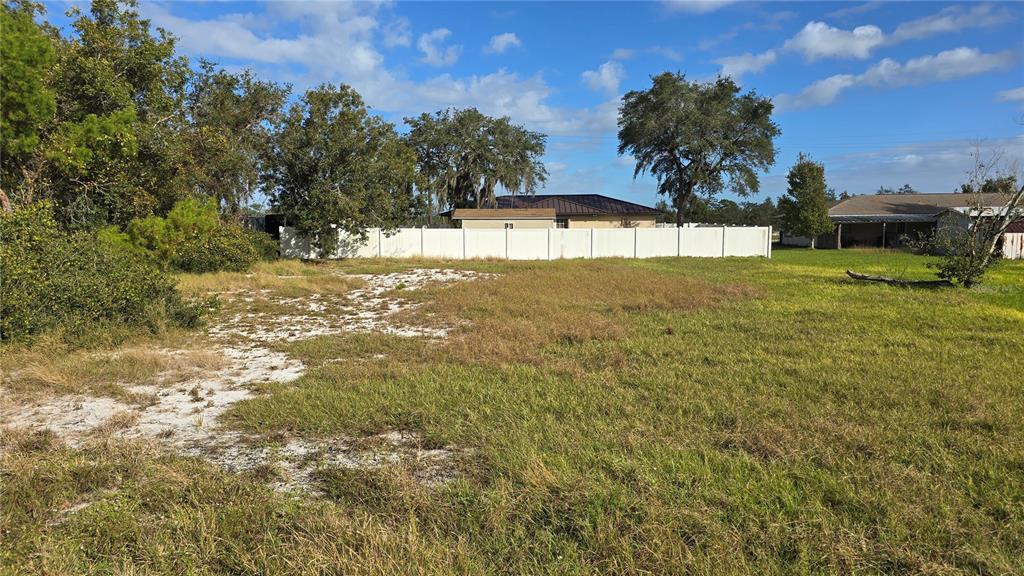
[50,1,1024,206]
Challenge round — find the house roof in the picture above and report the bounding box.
[451,208,555,220]
[829,193,1012,223]
[1007,219,1024,233]
[494,194,661,217]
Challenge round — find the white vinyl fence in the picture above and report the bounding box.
[281,226,771,260]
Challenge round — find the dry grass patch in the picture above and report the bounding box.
[176,259,367,299]
[402,260,753,367]
[1,338,227,402]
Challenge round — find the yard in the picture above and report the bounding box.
[2,249,1023,574]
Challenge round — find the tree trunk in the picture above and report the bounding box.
[0,188,11,214]
[846,270,954,288]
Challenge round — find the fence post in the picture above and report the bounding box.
[721,226,727,257]
[633,227,638,258]
[420,226,425,257]
[547,228,552,261]
[462,227,466,260]
[590,228,594,259]
[377,228,382,258]
[676,226,681,257]
[767,225,773,259]
[505,226,510,260]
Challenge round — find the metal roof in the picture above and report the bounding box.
[451,208,555,220]
[495,194,661,217]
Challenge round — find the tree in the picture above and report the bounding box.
[958,175,1017,195]
[184,61,289,216]
[40,0,192,229]
[618,73,779,225]
[0,0,56,210]
[925,154,1023,287]
[778,153,833,248]
[269,84,417,253]
[405,108,547,210]
[877,184,916,195]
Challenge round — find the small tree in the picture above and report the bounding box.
[922,152,1024,287]
[778,153,833,248]
[618,73,779,225]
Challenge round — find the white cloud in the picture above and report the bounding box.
[775,74,857,109]
[382,17,411,48]
[996,87,1024,103]
[581,61,626,95]
[783,21,885,61]
[859,47,1014,87]
[610,46,681,62]
[663,0,736,14]
[485,32,521,54]
[649,46,683,61]
[820,136,1024,195]
[776,47,1015,110]
[715,49,776,79]
[418,28,461,67]
[891,3,1013,42]
[141,2,615,138]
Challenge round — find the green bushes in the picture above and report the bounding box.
[0,202,205,343]
[108,198,274,273]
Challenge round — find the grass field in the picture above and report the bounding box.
[2,249,1023,574]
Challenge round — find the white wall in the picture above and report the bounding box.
[422,229,463,259]
[549,229,592,259]
[280,226,771,260]
[507,229,549,260]
[679,227,724,257]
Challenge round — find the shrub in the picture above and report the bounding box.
[114,198,271,273]
[0,202,205,343]
[246,228,279,261]
[171,223,259,273]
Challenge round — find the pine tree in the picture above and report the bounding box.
[778,153,833,249]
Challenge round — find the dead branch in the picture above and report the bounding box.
[0,188,11,213]
[845,270,954,288]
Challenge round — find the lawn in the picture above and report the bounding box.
[2,249,1023,574]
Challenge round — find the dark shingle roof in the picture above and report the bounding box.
[494,194,661,217]
[829,193,1011,223]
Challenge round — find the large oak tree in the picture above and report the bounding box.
[269,84,417,253]
[405,108,547,210]
[618,73,779,225]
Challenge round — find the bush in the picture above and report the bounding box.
[0,202,205,343]
[246,228,279,261]
[114,198,271,273]
[171,223,259,273]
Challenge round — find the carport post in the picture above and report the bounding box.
[881,222,886,248]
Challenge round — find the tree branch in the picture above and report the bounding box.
[846,270,954,288]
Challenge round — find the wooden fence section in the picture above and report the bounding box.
[280,226,772,260]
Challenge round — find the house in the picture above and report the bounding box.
[491,194,662,228]
[450,208,556,229]
[782,192,1013,249]
[1005,219,1024,260]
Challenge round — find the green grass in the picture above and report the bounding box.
[3,249,1023,574]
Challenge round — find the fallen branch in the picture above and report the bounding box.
[845,270,954,288]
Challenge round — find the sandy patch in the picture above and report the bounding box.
[208,268,490,342]
[2,269,484,492]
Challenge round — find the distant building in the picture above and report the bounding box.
[450,208,556,229]
[443,194,662,229]
[781,192,1015,250]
